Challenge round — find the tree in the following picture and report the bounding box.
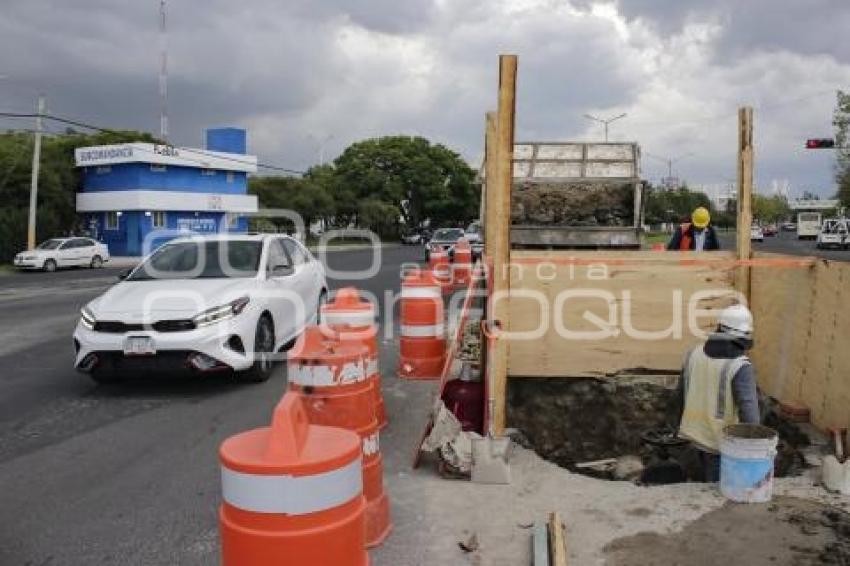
[248,175,333,235]
[332,136,478,231]
[644,185,713,225]
[0,129,158,261]
[752,194,790,223]
[833,90,850,208]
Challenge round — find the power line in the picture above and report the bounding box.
[0,111,305,174]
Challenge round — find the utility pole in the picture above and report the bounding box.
[584,112,627,142]
[645,152,693,188]
[27,95,45,251]
[159,0,169,141]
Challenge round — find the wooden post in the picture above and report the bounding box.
[736,106,754,301]
[484,112,499,256]
[489,54,517,436]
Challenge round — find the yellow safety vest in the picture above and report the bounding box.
[678,346,750,453]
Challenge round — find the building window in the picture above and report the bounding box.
[201,169,216,176]
[105,212,119,230]
[96,166,111,174]
[150,164,167,172]
[152,211,166,228]
[226,213,239,229]
[226,172,235,183]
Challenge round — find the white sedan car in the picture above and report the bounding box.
[73,234,327,384]
[750,225,764,242]
[14,237,110,271]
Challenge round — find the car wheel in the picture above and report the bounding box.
[43,259,57,272]
[238,314,276,383]
[90,255,103,269]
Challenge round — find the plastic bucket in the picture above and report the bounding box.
[720,424,778,503]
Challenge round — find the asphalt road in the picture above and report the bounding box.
[0,245,433,565]
[717,229,850,261]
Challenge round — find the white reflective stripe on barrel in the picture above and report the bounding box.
[400,324,444,337]
[288,360,367,386]
[400,286,441,299]
[221,456,362,515]
[322,310,375,327]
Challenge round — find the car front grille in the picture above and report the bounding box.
[93,319,196,333]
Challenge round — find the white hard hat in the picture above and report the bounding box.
[718,304,753,339]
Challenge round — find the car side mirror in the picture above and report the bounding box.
[118,268,132,280]
[271,264,294,277]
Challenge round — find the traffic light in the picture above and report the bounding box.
[805,138,835,149]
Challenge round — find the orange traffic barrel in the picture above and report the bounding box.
[399,269,445,381]
[288,329,392,548]
[453,238,472,288]
[428,249,453,295]
[219,392,367,566]
[320,288,388,429]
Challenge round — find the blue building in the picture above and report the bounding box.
[75,128,259,256]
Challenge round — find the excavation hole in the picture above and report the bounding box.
[507,376,811,483]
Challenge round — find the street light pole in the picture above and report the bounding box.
[27,94,45,251]
[583,112,627,142]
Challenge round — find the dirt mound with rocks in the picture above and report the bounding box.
[511,182,635,226]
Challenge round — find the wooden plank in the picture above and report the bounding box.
[823,261,850,429]
[489,54,517,436]
[532,522,550,566]
[749,252,816,404]
[548,512,567,566]
[736,107,754,300]
[507,250,737,377]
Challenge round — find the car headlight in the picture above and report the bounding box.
[192,296,250,328]
[80,307,96,330]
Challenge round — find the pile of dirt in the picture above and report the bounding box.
[604,496,850,565]
[507,377,677,467]
[511,182,635,226]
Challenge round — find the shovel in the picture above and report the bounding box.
[471,320,512,484]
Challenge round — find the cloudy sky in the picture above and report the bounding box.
[2,0,849,197]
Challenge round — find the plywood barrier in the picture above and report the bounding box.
[750,253,850,431]
[506,250,739,378]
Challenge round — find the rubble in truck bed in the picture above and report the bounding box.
[510,182,635,226]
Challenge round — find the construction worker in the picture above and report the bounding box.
[666,207,720,251]
[675,304,760,481]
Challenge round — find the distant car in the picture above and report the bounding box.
[816,218,849,250]
[73,234,327,384]
[14,237,110,272]
[763,224,778,237]
[750,226,764,242]
[425,227,465,262]
[782,222,797,232]
[401,233,423,245]
[464,221,484,261]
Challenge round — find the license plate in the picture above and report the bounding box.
[124,336,156,356]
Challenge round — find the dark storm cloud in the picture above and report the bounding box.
[0,0,847,194]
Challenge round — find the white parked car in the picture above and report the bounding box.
[816,218,849,250]
[14,237,110,271]
[73,234,327,384]
[750,225,764,242]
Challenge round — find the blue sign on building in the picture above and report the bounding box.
[74,127,259,256]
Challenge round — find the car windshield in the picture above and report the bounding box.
[433,229,464,241]
[37,239,63,250]
[127,240,262,281]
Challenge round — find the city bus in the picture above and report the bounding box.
[797,212,822,240]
